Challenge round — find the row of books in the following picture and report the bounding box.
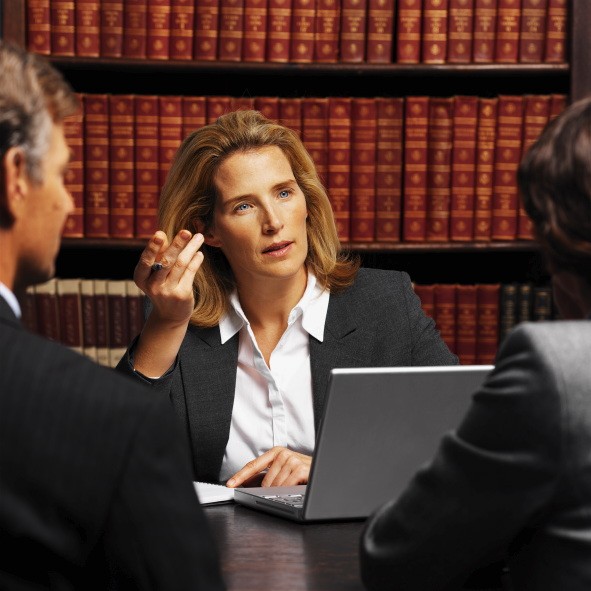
[62,92,567,243]
[28,0,567,64]
[21,278,147,368]
[414,281,554,365]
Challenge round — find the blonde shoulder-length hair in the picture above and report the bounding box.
[159,109,359,327]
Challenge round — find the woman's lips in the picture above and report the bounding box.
[262,241,292,256]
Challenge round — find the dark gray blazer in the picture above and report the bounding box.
[119,268,457,482]
[361,320,591,591]
[0,295,225,590]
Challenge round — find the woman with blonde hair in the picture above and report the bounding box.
[118,110,456,486]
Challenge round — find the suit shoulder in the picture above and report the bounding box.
[352,268,412,295]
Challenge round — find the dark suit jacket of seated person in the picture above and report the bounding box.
[360,96,591,591]
[116,110,457,485]
[0,42,225,590]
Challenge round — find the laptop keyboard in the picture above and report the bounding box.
[261,493,306,508]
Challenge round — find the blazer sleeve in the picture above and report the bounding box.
[360,324,562,590]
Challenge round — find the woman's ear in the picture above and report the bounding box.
[193,219,222,247]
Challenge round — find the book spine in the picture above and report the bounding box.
[518,0,547,63]
[494,0,521,63]
[62,98,85,238]
[219,0,245,60]
[255,96,280,121]
[396,0,422,63]
[100,0,124,57]
[34,279,60,342]
[366,0,394,63]
[107,280,130,368]
[327,97,352,242]
[532,285,553,321]
[476,283,500,364]
[267,0,293,62]
[57,278,83,353]
[449,95,478,241]
[549,93,567,121]
[472,0,497,62]
[301,97,329,186]
[544,0,566,63]
[422,0,448,64]
[76,0,101,57]
[340,0,368,63]
[402,96,429,242]
[499,282,517,342]
[182,96,207,138]
[123,0,147,58]
[109,95,135,239]
[28,0,52,55]
[94,279,111,367]
[231,97,256,111]
[413,283,435,320]
[170,0,195,59]
[279,98,303,135]
[84,94,110,238]
[375,97,403,242]
[491,95,523,240]
[126,280,146,341]
[135,95,160,238]
[434,283,457,354]
[206,96,233,123]
[351,98,377,242]
[146,0,172,59]
[473,97,497,241]
[159,96,183,188]
[314,0,340,62]
[80,278,98,362]
[456,284,478,365]
[51,0,75,56]
[244,0,269,61]
[447,0,474,63]
[21,286,38,335]
[290,0,316,63]
[517,282,532,323]
[194,0,221,60]
[426,97,454,242]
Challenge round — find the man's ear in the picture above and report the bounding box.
[0,147,29,225]
[193,218,222,247]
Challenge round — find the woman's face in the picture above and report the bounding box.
[206,145,309,289]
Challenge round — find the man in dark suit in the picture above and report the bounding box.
[0,41,225,590]
[360,97,591,590]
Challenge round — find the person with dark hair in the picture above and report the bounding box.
[117,109,457,487]
[360,95,591,590]
[0,41,225,590]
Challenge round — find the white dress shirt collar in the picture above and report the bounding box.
[0,281,21,318]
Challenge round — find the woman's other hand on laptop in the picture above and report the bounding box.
[226,447,312,488]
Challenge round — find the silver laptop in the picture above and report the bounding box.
[234,365,493,522]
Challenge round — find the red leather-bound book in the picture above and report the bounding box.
[107,280,130,368]
[402,96,429,242]
[314,0,340,62]
[413,283,435,320]
[219,0,245,61]
[474,97,497,241]
[450,95,478,242]
[126,280,146,342]
[170,0,195,59]
[434,283,457,354]
[366,0,394,63]
[396,0,422,63]
[301,97,329,185]
[182,96,206,137]
[147,0,172,59]
[290,0,315,62]
[375,97,403,242]
[80,279,98,362]
[476,283,500,365]
[109,95,135,239]
[544,0,566,63]
[267,0,293,61]
[123,0,147,58]
[35,279,60,343]
[456,284,478,365]
[328,98,352,242]
[422,0,448,63]
[447,0,474,63]
[426,97,453,242]
[244,0,268,61]
[51,0,75,56]
[100,0,124,57]
[492,95,523,240]
[351,98,377,242]
[207,96,233,123]
[255,96,280,121]
[472,0,497,62]
[57,278,83,354]
[135,95,160,238]
[279,98,303,135]
[340,0,368,62]
[232,96,256,111]
[194,0,220,60]
[159,96,183,188]
[27,0,51,55]
[62,99,85,238]
[494,0,521,63]
[518,0,547,63]
[549,93,567,121]
[93,279,110,367]
[76,0,100,57]
[84,94,110,238]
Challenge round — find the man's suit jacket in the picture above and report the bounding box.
[361,320,591,591]
[119,268,457,482]
[0,296,225,590]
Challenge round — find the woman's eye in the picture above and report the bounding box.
[235,203,250,212]
[279,189,291,199]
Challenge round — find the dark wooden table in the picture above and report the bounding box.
[204,503,366,591]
